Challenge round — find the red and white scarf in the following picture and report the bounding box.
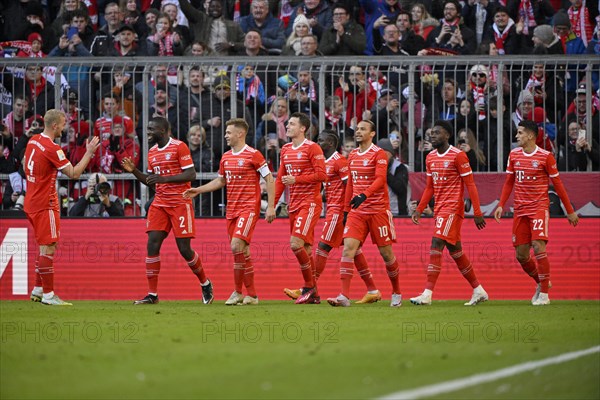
[324,109,341,128]
[442,17,460,27]
[492,19,515,55]
[273,112,289,140]
[568,2,593,46]
[518,0,536,35]
[525,74,545,93]
[236,74,262,105]
[470,81,487,120]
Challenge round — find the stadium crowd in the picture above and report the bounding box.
[1,0,599,215]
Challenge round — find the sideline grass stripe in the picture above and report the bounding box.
[379,345,600,400]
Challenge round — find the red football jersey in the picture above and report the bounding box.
[219,145,270,219]
[425,145,472,217]
[94,115,134,141]
[506,146,558,217]
[324,151,348,211]
[147,138,194,207]
[276,139,326,213]
[23,133,71,213]
[347,144,389,215]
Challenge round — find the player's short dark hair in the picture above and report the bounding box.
[321,129,339,149]
[150,116,170,132]
[361,119,376,132]
[226,118,249,132]
[290,112,311,132]
[518,120,539,136]
[433,120,453,136]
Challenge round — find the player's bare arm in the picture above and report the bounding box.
[183,177,226,199]
[474,215,486,230]
[61,136,100,179]
[281,175,296,185]
[121,157,151,186]
[567,212,579,227]
[411,211,421,225]
[493,206,503,223]
[264,173,275,223]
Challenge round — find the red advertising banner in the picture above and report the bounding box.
[1,217,598,301]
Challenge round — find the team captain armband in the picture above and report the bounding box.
[258,163,271,178]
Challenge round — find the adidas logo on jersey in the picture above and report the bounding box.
[295,229,301,234]
[436,230,441,234]
[181,230,187,234]
[235,230,242,235]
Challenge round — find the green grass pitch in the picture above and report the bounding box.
[1,300,599,399]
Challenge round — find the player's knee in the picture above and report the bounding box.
[290,237,304,251]
[515,251,529,263]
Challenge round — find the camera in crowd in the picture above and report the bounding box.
[94,181,111,197]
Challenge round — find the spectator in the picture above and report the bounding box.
[457,127,487,171]
[239,0,285,54]
[553,11,587,96]
[179,66,211,127]
[0,32,46,58]
[564,84,600,142]
[2,94,29,145]
[140,8,159,40]
[369,87,401,139]
[514,61,563,123]
[1,0,41,43]
[102,67,140,126]
[426,0,477,54]
[285,0,333,41]
[101,115,141,173]
[134,64,178,106]
[318,4,366,56]
[282,14,312,56]
[148,84,184,140]
[201,76,254,162]
[324,95,353,137]
[236,29,269,56]
[179,0,245,56]
[61,89,86,125]
[257,97,289,143]
[532,24,563,54]
[437,78,463,121]
[69,173,125,217]
[299,34,322,56]
[361,0,401,55]
[287,64,319,119]
[414,126,433,172]
[558,121,599,170]
[257,120,286,172]
[6,65,56,117]
[184,40,210,56]
[90,2,124,57]
[187,124,216,216]
[341,135,356,157]
[377,138,409,216]
[508,0,555,40]
[334,65,377,127]
[373,21,402,55]
[236,65,266,115]
[482,5,522,55]
[48,0,91,50]
[411,2,439,40]
[95,94,135,141]
[567,0,597,46]
[146,13,184,57]
[462,0,496,45]
[467,64,491,122]
[161,2,192,48]
[486,95,512,171]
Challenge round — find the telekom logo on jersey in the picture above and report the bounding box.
[0,228,28,295]
[516,170,526,182]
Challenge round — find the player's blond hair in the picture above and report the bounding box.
[226,118,249,133]
[44,109,66,127]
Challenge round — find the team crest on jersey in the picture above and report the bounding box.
[444,161,449,168]
[326,167,331,174]
[238,159,244,166]
[515,161,520,166]
[165,153,172,160]
[363,159,368,166]
[344,226,349,234]
[532,161,539,168]
[297,152,303,159]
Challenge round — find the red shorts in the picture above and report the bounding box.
[432,213,462,245]
[26,209,60,245]
[146,203,195,238]
[343,210,396,247]
[288,203,322,245]
[512,210,550,247]
[319,209,344,248]
[227,211,259,244]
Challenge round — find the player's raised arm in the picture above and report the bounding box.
[121,157,152,186]
[61,136,100,179]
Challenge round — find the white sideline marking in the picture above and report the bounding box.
[378,345,600,400]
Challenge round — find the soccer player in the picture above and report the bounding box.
[121,116,214,305]
[25,109,100,306]
[183,118,276,305]
[275,112,327,304]
[410,120,488,306]
[327,120,402,307]
[493,120,579,306]
[286,130,381,303]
